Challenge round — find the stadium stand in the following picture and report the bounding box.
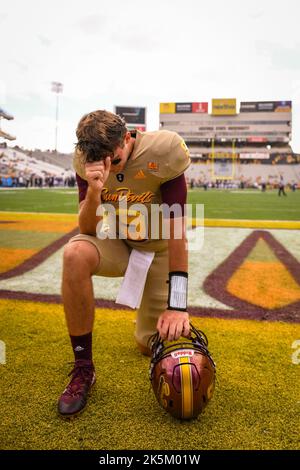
[185,162,300,189]
[0,147,74,187]
[160,100,299,190]
[0,106,16,141]
[22,149,72,170]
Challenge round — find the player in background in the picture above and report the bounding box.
[278,175,287,196]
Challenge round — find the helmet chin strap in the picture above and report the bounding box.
[149,323,216,376]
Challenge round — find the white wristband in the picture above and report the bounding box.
[167,272,188,311]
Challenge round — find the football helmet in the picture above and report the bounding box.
[149,324,216,420]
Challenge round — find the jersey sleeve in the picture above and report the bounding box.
[160,173,187,218]
[76,173,88,203]
[158,132,191,182]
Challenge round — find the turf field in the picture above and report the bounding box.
[0,300,299,450]
[0,187,299,450]
[188,188,300,220]
[0,187,300,220]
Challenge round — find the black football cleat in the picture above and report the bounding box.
[58,359,96,417]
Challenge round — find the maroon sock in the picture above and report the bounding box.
[70,332,92,361]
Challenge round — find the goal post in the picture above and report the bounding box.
[211,139,237,180]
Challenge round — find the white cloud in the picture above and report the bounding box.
[1,0,300,152]
[76,14,107,35]
[12,115,77,153]
[37,35,52,47]
[0,80,7,105]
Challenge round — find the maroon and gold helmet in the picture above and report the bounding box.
[149,324,216,420]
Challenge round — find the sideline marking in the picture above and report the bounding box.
[190,218,300,230]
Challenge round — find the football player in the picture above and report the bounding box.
[58,110,191,416]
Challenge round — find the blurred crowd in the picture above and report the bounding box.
[0,173,76,188]
[186,177,299,191]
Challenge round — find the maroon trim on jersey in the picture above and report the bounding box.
[76,173,88,203]
[160,174,187,218]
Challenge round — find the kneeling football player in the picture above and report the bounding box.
[58,110,191,417]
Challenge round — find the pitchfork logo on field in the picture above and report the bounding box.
[0,340,6,365]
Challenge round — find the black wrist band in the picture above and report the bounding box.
[167,271,188,312]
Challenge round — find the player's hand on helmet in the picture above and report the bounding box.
[157,310,190,341]
[85,156,111,194]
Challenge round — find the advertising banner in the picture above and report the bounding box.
[115,106,146,125]
[240,101,292,113]
[275,101,292,112]
[192,102,208,113]
[159,103,176,114]
[212,98,236,115]
[247,137,268,143]
[175,102,192,113]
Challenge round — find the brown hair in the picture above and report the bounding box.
[75,110,127,162]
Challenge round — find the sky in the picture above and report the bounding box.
[1,0,300,153]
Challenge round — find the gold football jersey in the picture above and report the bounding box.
[73,130,190,251]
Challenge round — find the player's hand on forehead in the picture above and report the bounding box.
[84,157,111,190]
[85,156,111,171]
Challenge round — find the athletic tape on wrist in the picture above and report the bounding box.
[167,271,188,311]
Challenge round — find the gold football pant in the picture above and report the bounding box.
[68,234,169,349]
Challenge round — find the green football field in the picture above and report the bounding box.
[0,187,300,450]
[0,187,300,220]
[0,300,299,450]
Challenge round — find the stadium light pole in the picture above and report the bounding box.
[51,81,63,153]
